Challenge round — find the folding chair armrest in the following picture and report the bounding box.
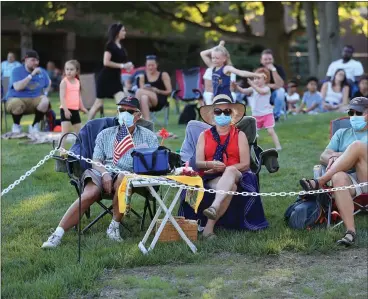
[192,89,202,100]
[253,146,279,175]
[171,90,181,100]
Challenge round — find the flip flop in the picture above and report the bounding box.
[203,206,217,220]
[202,233,217,240]
[299,178,319,191]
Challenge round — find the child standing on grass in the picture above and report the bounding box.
[200,40,264,101]
[59,60,88,150]
[232,67,282,151]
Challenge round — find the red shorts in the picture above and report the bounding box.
[254,113,275,129]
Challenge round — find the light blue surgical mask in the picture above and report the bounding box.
[214,114,232,126]
[350,115,367,131]
[118,111,134,127]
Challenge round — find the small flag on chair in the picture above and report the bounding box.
[113,124,134,165]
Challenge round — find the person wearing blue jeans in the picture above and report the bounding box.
[259,49,286,121]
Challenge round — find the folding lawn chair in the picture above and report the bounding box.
[313,116,368,228]
[1,76,10,132]
[171,67,206,117]
[79,73,104,118]
[53,117,157,233]
[178,117,280,230]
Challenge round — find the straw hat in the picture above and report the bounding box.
[199,94,246,125]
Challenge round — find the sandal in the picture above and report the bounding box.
[299,178,319,191]
[203,206,217,220]
[337,230,356,246]
[202,233,217,241]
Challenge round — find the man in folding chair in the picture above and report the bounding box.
[300,97,368,246]
[42,97,159,248]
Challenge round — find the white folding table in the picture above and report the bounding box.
[126,177,197,254]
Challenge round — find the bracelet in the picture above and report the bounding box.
[101,171,110,177]
[27,74,32,80]
[121,63,125,69]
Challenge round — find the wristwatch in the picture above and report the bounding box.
[271,67,276,72]
[27,74,33,80]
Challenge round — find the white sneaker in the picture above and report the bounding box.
[41,232,63,248]
[12,124,22,133]
[106,223,123,242]
[28,123,40,134]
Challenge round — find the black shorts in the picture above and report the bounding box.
[60,108,81,125]
[151,95,168,112]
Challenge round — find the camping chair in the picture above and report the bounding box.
[53,117,157,233]
[171,67,206,117]
[1,76,10,132]
[178,117,279,229]
[313,116,368,228]
[79,74,104,118]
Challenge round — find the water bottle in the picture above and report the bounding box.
[313,165,322,179]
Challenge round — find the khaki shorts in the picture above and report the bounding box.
[347,172,368,197]
[6,97,42,115]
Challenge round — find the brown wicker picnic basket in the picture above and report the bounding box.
[155,217,198,242]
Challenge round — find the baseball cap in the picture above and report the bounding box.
[116,96,140,110]
[348,97,368,113]
[24,50,39,60]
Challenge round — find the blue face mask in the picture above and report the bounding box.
[350,115,367,131]
[214,114,232,126]
[118,111,134,127]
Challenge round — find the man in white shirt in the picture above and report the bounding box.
[326,45,364,84]
[1,52,21,78]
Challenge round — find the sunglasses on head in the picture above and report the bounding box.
[348,110,363,116]
[214,108,232,116]
[117,107,138,114]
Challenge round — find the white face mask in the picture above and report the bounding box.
[118,111,134,127]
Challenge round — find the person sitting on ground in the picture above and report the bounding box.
[321,69,350,112]
[1,51,21,79]
[300,97,368,246]
[46,61,62,92]
[42,96,159,248]
[135,55,172,121]
[353,75,368,98]
[6,50,51,133]
[232,68,282,150]
[326,45,364,95]
[296,77,323,114]
[285,79,300,114]
[195,94,268,239]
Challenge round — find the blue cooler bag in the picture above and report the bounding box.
[131,146,170,175]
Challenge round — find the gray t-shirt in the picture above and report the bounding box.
[302,91,322,112]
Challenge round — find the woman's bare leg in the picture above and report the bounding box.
[87,98,104,120]
[135,89,158,120]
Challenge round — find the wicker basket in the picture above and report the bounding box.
[155,217,198,242]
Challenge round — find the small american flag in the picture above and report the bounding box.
[113,124,134,165]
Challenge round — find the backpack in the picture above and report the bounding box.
[44,109,57,132]
[284,193,331,230]
[179,104,197,124]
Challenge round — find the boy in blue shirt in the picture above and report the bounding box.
[6,50,51,133]
[297,77,323,114]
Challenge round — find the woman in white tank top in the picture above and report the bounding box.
[321,69,350,112]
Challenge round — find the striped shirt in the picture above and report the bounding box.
[93,125,159,172]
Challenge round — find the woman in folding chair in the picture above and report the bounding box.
[300,97,368,246]
[194,94,268,239]
[135,55,172,121]
[42,97,159,248]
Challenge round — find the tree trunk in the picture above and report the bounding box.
[303,2,319,76]
[20,23,33,58]
[317,2,331,79]
[326,1,341,61]
[263,1,291,79]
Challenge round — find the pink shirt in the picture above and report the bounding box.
[248,87,273,117]
[60,78,80,110]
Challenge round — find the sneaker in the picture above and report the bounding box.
[106,223,123,242]
[41,232,63,249]
[12,124,22,133]
[28,123,40,134]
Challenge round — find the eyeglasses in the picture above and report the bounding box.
[348,110,363,116]
[213,108,232,116]
[117,107,138,114]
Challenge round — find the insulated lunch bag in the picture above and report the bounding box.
[131,146,170,175]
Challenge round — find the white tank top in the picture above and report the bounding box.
[325,81,343,106]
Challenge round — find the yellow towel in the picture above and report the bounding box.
[118,175,204,214]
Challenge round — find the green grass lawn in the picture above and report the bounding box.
[1,96,367,298]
